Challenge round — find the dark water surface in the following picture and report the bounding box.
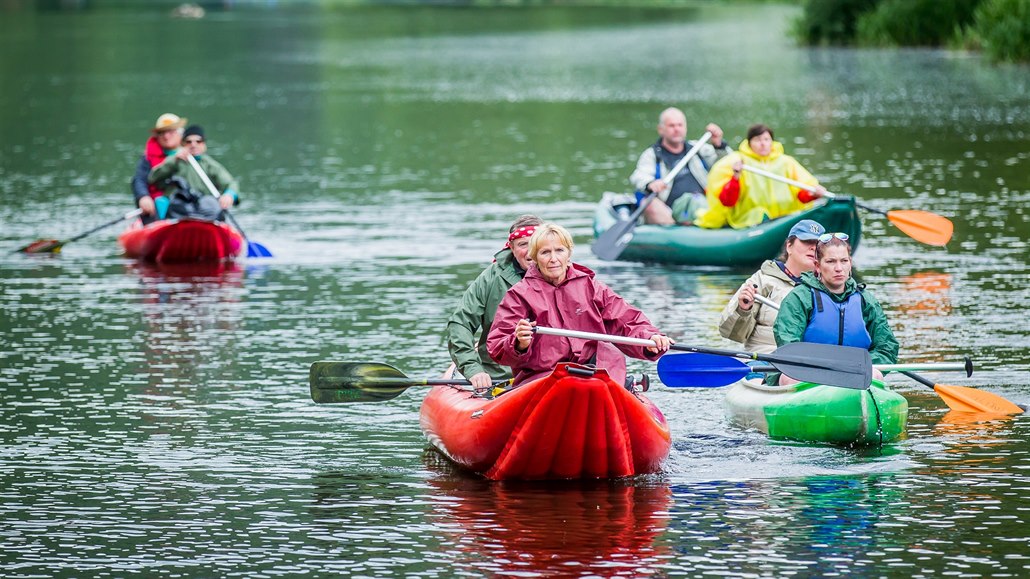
[2,4,1028,577]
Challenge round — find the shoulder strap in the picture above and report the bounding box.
[653,141,663,180]
[811,286,824,313]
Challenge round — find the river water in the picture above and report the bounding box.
[1,3,1028,577]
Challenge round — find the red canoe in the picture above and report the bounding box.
[419,363,671,480]
[118,219,244,263]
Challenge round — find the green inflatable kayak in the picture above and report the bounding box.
[592,193,862,267]
[724,378,908,446]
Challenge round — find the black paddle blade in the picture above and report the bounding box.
[761,343,873,390]
[17,239,63,254]
[593,218,639,261]
[310,362,415,404]
[593,193,654,261]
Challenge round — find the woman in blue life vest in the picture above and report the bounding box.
[772,232,899,385]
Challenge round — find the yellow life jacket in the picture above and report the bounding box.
[696,139,819,229]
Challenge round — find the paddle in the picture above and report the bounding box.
[740,164,954,247]
[185,154,273,258]
[657,353,973,387]
[15,208,143,254]
[900,368,1025,414]
[309,361,511,404]
[532,325,872,390]
[750,294,1022,413]
[593,131,713,261]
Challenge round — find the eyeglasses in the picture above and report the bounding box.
[818,232,849,243]
[184,138,204,145]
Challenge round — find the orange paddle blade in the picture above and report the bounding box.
[885,209,954,246]
[18,239,63,254]
[934,384,1025,414]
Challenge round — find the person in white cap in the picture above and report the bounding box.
[130,113,186,223]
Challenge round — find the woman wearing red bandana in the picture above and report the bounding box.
[488,223,672,387]
[446,215,543,391]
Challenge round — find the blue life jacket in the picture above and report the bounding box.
[802,287,872,349]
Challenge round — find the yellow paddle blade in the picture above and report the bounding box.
[934,384,1025,414]
[885,209,954,246]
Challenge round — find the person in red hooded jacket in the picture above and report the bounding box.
[131,113,186,224]
[487,223,672,386]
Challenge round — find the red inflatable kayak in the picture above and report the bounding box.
[118,219,244,263]
[419,363,671,480]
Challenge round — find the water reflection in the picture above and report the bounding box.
[130,261,246,389]
[423,454,672,576]
[935,410,1020,436]
[669,476,903,575]
[898,271,953,316]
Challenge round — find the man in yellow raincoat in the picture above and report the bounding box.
[696,124,827,229]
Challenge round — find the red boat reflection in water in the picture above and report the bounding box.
[425,469,673,576]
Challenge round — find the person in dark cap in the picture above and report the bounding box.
[718,219,826,353]
[147,124,240,220]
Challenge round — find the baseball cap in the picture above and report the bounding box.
[788,219,825,241]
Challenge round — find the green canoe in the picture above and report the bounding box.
[592,193,862,267]
[724,378,908,446]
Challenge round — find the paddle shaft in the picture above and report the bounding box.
[749,362,969,373]
[16,208,143,253]
[534,325,826,361]
[657,131,714,189]
[637,131,714,211]
[535,324,872,389]
[740,164,887,215]
[69,209,143,242]
[185,154,253,240]
[593,132,712,261]
[741,163,852,201]
[315,377,510,388]
[753,294,974,375]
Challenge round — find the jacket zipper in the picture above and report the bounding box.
[838,305,846,345]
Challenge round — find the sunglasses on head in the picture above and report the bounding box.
[818,232,849,243]
[184,138,204,145]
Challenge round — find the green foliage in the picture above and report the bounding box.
[855,0,981,46]
[791,0,880,45]
[969,0,1030,61]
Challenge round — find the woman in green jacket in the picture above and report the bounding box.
[772,232,899,385]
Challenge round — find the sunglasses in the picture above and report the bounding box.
[184,138,204,145]
[818,232,850,243]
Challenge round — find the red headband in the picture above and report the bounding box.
[505,225,537,248]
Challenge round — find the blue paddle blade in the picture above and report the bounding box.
[246,241,273,258]
[657,353,751,387]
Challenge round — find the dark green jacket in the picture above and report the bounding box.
[446,248,525,380]
[149,154,240,200]
[771,272,899,382]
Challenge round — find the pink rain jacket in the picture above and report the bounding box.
[487,262,662,386]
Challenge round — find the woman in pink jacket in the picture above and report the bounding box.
[487,223,672,386]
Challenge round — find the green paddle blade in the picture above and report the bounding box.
[310,362,418,404]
